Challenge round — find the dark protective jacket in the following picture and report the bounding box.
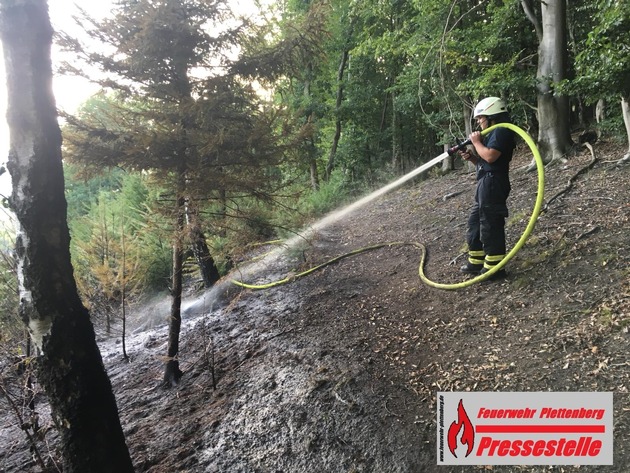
[467,126,516,258]
[476,127,515,179]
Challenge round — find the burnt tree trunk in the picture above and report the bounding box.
[186,202,220,288]
[164,172,186,386]
[0,1,133,471]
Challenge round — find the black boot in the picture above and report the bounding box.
[480,267,507,280]
[480,254,507,280]
[461,249,485,274]
[460,262,483,274]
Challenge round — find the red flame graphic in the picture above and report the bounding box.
[447,399,475,458]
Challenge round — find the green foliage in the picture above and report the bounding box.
[301,170,351,217]
[64,163,126,221]
[573,0,630,101]
[67,171,172,307]
[204,234,233,275]
[52,0,630,304]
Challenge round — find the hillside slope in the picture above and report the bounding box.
[2,141,629,472]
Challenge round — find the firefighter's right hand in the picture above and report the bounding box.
[459,148,479,165]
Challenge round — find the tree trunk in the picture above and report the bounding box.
[302,63,320,191]
[325,49,349,180]
[595,98,605,138]
[464,102,475,172]
[442,102,473,173]
[0,1,134,471]
[164,189,185,386]
[392,90,401,171]
[522,0,573,163]
[186,202,220,288]
[441,143,454,172]
[621,96,630,163]
[309,150,320,191]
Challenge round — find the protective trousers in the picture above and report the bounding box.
[466,173,511,269]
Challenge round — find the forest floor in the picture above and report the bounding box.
[2,139,630,472]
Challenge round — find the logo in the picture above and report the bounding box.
[448,399,474,458]
[437,392,613,465]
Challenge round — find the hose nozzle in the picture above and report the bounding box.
[447,138,472,156]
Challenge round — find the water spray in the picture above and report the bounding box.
[231,123,544,290]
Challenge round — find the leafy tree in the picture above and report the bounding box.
[70,185,148,340]
[325,0,421,177]
[324,0,354,180]
[67,170,171,297]
[404,0,478,169]
[348,0,415,171]
[0,0,134,470]
[236,0,331,189]
[572,0,630,161]
[63,162,125,222]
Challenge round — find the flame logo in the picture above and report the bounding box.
[448,399,475,458]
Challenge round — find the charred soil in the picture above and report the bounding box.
[2,142,630,472]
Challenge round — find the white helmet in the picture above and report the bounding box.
[473,97,507,118]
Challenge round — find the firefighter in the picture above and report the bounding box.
[459,97,515,280]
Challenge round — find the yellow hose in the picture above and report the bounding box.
[231,123,544,291]
[230,242,401,290]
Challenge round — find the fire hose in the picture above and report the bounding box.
[231,123,544,291]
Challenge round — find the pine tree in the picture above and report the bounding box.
[60,0,292,385]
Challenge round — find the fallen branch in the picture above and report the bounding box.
[442,190,465,201]
[542,143,598,212]
[576,225,600,241]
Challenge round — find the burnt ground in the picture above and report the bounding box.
[2,140,630,472]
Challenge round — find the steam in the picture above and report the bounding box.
[128,152,449,330]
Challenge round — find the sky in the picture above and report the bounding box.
[47,1,115,111]
[0,0,267,202]
[0,1,113,200]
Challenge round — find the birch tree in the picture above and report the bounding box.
[0,0,133,470]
